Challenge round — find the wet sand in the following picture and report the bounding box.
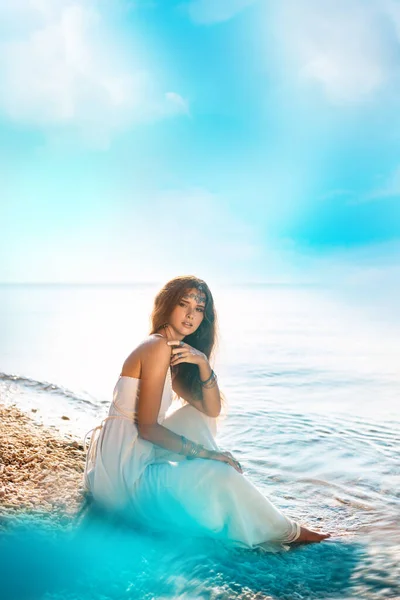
[0,401,86,531]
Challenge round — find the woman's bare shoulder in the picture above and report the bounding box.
[121,335,170,377]
[140,334,170,356]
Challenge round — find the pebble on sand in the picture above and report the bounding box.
[0,402,86,531]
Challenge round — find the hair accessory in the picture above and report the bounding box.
[182,291,206,305]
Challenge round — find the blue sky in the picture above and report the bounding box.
[1,0,399,284]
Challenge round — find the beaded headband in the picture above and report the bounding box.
[182,285,206,306]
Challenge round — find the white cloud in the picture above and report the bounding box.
[0,185,267,283]
[303,239,400,297]
[274,0,400,104]
[94,187,265,283]
[165,92,190,115]
[184,0,257,25]
[128,187,262,273]
[342,165,400,204]
[0,0,187,145]
[371,165,400,199]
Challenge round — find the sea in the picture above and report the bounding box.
[0,281,399,600]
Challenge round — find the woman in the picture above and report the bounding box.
[84,275,330,550]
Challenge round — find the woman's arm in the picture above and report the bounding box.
[137,337,242,473]
[172,360,221,418]
[168,341,221,418]
[136,338,208,456]
[197,358,221,418]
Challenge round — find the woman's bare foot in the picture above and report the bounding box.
[293,526,331,544]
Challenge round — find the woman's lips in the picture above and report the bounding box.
[182,322,193,328]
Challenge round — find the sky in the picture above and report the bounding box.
[1,0,400,285]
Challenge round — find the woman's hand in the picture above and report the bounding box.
[204,449,243,474]
[167,340,207,367]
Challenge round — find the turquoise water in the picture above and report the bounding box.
[0,283,399,599]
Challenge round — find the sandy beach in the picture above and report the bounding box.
[0,400,87,531]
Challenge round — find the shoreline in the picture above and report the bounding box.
[0,400,87,531]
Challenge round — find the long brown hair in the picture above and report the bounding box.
[149,275,219,403]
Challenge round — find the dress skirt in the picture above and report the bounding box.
[127,404,300,550]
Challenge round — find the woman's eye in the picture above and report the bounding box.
[196,308,204,313]
[179,302,186,307]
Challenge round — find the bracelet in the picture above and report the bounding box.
[200,371,218,389]
[180,435,188,455]
[202,374,217,389]
[179,435,204,460]
[199,369,215,386]
[187,441,205,460]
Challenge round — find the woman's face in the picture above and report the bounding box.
[168,287,206,338]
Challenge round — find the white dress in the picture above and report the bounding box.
[84,361,301,550]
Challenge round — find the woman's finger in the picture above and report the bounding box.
[229,459,242,473]
[170,350,188,358]
[233,460,243,474]
[170,347,189,355]
[223,451,236,462]
[221,455,241,474]
[170,356,194,366]
[208,452,242,474]
[224,452,242,470]
[226,455,242,474]
[170,353,190,363]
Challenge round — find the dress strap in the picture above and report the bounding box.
[83,414,138,491]
[113,394,139,420]
[84,414,138,449]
